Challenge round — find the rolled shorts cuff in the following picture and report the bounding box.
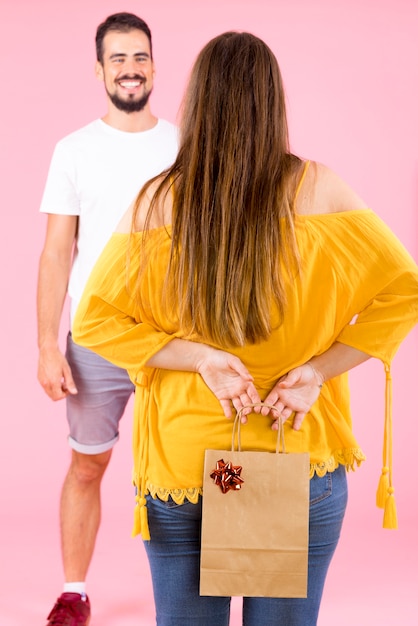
[68,433,119,455]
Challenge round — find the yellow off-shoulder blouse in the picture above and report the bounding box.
[73,208,418,536]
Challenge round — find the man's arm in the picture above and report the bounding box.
[37,213,79,400]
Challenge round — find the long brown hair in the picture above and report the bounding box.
[133,31,301,347]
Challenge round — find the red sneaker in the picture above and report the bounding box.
[46,593,91,625]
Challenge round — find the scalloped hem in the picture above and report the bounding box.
[309,448,366,478]
[147,484,203,505]
[143,448,366,506]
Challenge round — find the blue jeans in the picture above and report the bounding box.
[143,465,348,626]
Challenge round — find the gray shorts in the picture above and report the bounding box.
[65,333,135,454]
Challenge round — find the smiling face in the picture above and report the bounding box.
[96,29,155,113]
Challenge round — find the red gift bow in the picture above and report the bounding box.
[210,458,244,493]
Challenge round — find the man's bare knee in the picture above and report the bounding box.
[69,449,112,484]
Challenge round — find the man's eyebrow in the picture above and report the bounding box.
[109,52,150,60]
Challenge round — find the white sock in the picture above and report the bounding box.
[63,582,87,598]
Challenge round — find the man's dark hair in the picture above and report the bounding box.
[96,12,153,63]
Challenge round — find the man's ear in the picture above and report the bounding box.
[95,61,104,82]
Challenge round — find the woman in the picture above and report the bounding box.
[73,32,418,625]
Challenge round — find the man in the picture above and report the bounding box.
[37,13,178,625]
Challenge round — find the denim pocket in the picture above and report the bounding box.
[161,497,185,510]
[309,466,345,506]
[309,465,347,508]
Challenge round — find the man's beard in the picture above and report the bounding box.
[107,87,152,113]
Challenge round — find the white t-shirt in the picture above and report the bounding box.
[40,118,178,325]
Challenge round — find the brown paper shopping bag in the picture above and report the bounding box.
[200,405,310,598]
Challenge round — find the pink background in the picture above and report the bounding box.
[1,0,417,624]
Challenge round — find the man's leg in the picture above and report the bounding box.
[45,333,134,625]
[60,449,112,582]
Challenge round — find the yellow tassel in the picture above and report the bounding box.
[139,497,151,540]
[383,488,398,530]
[131,502,141,537]
[376,466,389,509]
[378,364,398,529]
[131,496,151,539]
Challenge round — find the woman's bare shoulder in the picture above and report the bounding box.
[296,161,368,216]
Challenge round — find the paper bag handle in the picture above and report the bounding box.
[233,403,285,454]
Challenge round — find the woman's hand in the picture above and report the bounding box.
[195,349,261,419]
[260,362,324,430]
